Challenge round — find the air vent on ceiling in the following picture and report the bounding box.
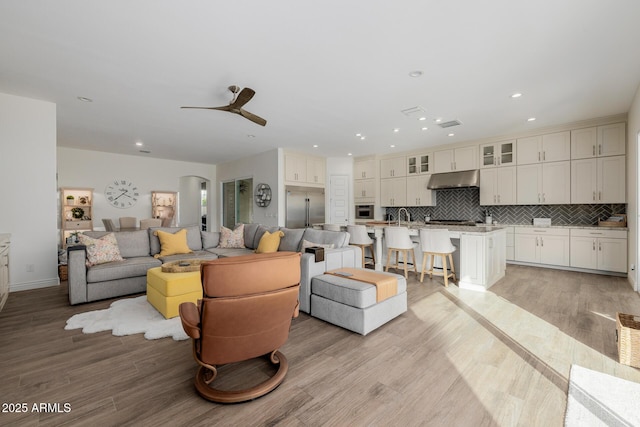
[438,119,462,128]
[400,106,426,118]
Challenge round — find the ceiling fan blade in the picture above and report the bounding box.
[240,109,267,126]
[231,87,255,109]
[180,105,232,111]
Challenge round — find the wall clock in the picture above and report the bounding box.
[105,179,139,209]
[254,183,272,207]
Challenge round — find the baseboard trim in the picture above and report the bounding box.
[10,278,60,292]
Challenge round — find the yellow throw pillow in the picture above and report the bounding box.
[153,229,193,258]
[255,230,284,254]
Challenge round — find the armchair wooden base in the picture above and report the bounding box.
[193,350,289,403]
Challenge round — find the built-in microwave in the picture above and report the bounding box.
[355,204,374,220]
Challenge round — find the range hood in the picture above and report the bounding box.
[427,169,480,190]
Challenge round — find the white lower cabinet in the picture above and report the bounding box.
[459,231,506,290]
[514,227,570,267]
[505,227,515,261]
[570,229,627,273]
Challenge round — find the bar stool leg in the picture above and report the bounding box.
[369,244,376,266]
[420,253,428,283]
[385,248,393,272]
[448,253,456,282]
[442,254,449,287]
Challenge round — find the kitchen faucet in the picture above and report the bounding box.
[398,208,410,226]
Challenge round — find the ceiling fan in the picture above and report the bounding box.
[181,85,267,126]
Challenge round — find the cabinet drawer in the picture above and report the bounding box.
[65,221,92,230]
[515,227,570,236]
[570,228,627,239]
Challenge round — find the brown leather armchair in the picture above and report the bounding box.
[179,251,301,403]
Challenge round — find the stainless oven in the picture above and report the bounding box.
[355,204,374,220]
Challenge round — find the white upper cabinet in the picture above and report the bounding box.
[571,123,625,159]
[480,167,516,205]
[354,159,376,180]
[433,145,478,173]
[306,156,325,185]
[380,177,406,206]
[571,155,625,204]
[406,153,432,175]
[516,161,570,205]
[354,179,375,202]
[285,152,325,186]
[480,140,516,168]
[406,175,435,206]
[380,156,406,178]
[517,132,570,165]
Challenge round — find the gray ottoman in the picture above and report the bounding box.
[310,270,407,335]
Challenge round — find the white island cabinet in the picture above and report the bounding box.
[367,225,507,292]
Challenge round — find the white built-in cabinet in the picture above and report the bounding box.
[285,152,325,187]
[516,161,570,205]
[571,123,626,159]
[354,159,376,180]
[480,167,516,205]
[480,140,516,168]
[380,177,406,207]
[459,231,506,289]
[570,229,627,273]
[406,175,435,207]
[354,179,375,202]
[433,145,478,173]
[517,132,571,165]
[514,227,570,267]
[571,156,625,203]
[407,153,432,175]
[380,156,406,178]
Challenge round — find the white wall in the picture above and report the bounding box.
[216,149,279,227]
[179,176,207,227]
[57,147,217,233]
[627,82,640,291]
[0,92,58,291]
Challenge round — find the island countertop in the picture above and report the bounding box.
[364,222,505,235]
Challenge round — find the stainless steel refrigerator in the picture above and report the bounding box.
[285,186,325,228]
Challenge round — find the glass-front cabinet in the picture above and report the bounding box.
[480,140,516,168]
[407,153,431,175]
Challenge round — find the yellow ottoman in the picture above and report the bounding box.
[146,267,202,319]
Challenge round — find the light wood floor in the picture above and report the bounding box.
[1,265,640,426]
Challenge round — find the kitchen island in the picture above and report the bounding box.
[366,223,507,292]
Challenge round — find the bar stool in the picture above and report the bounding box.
[419,228,456,286]
[323,224,342,231]
[384,227,417,278]
[347,225,375,268]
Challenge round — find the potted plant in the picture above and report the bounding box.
[66,195,75,205]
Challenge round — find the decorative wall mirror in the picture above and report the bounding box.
[254,183,272,207]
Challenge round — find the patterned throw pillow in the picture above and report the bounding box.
[78,233,124,266]
[218,224,245,248]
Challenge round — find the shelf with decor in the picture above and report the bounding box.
[60,187,94,247]
[152,191,177,227]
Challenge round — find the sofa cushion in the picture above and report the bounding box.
[301,239,335,251]
[255,230,284,254]
[149,225,202,255]
[278,228,305,252]
[219,224,245,248]
[311,272,407,309]
[302,228,349,248]
[252,225,280,249]
[201,231,220,249]
[114,230,151,258]
[242,223,262,250]
[78,233,124,266]
[86,257,161,283]
[154,229,193,258]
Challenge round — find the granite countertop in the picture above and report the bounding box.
[365,222,506,234]
[495,223,628,231]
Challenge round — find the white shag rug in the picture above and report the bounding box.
[565,364,640,427]
[65,295,189,341]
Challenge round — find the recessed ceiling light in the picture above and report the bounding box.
[312,144,318,148]
[390,144,396,148]
[393,128,400,133]
[347,152,353,156]
[422,127,428,131]
[511,93,523,98]
[409,70,423,77]
[435,118,442,123]
[135,141,144,147]
[448,133,455,137]
[527,117,536,122]
[355,133,361,137]
[77,96,93,102]
[360,136,365,140]
[418,117,427,121]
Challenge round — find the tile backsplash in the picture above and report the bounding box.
[385,187,626,225]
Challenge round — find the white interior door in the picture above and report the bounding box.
[330,174,349,226]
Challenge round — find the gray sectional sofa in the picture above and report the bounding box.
[67,223,361,313]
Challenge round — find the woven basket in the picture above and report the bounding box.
[58,264,68,281]
[616,312,640,368]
